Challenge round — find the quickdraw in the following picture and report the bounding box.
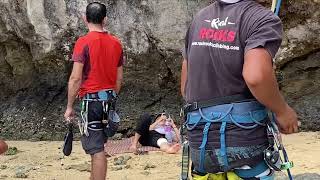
[80,100,89,136]
[264,114,294,180]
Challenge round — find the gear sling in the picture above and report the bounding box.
[79,90,119,137]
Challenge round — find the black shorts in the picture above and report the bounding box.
[80,101,108,155]
[135,113,166,148]
[141,130,165,148]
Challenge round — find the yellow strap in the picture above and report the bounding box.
[271,0,277,12]
[226,172,243,180]
[192,172,242,180]
[192,173,210,180]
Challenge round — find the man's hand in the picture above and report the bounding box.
[64,107,75,122]
[275,105,299,134]
[149,114,166,131]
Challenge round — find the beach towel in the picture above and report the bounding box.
[105,137,160,156]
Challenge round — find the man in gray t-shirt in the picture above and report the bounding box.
[181,0,298,179]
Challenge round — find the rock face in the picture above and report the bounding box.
[0,0,319,140]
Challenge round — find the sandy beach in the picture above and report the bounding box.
[0,132,319,180]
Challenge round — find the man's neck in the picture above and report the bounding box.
[88,23,104,32]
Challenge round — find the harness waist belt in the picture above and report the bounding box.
[85,90,115,100]
[184,94,255,114]
[187,101,267,125]
[186,100,268,173]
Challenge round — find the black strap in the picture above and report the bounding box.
[183,93,255,114]
[63,123,73,156]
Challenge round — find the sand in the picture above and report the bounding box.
[0,132,319,180]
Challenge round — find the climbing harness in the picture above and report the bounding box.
[180,94,260,180]
[180,97,294,180]
[79,90,119,137]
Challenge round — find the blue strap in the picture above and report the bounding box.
[261,174,275,180]
[220,121,228,170]
[198,122,211,172]
[199,104,233,123]
[188,110,267,125]
[186,113,202,131]
[235,161,270,178]
[230,114,259,129]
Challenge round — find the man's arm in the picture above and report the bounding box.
[67,62,83,109]
[64,62,83,120]
[149,121,159,131]
[243,48,298,134]
[180,59,188,99]
[115,66,123,94]
[149,115,165,131]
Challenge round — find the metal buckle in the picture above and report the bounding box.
[193,102,198,110]
[182,103,191,115]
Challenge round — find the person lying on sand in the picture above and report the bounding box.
[130,113,181,154]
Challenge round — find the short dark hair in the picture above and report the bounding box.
[86,2,107,24]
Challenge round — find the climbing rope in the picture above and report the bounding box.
[271,0,277,12]
[271,0,282,16]
[271,2,294,180]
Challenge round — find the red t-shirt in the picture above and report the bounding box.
[72,31,123,97]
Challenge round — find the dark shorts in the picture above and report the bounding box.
[188,122,269,173]
[190,143,268,174]
[135,113,165,148]
[140,130,165,148]
[80,101,108,155]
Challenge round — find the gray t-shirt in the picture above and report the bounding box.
[183,0,283,103]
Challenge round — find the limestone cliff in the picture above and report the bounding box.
[0,0,319,140]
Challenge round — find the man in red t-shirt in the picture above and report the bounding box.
[64,2,123,180]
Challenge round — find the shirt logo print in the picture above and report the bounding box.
[191,16,240,51]
[204,17,235,29]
